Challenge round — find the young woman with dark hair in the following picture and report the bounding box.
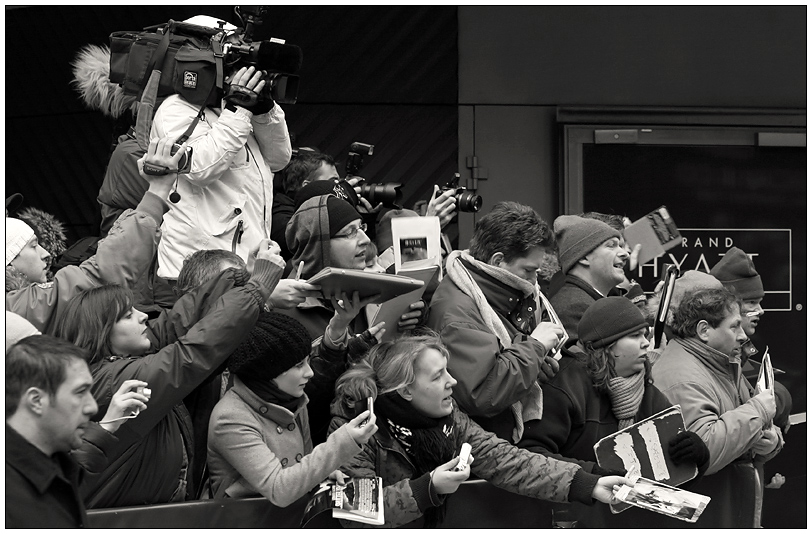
[53,240,285,508]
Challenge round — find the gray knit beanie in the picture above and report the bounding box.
[578,296,648,349]
[553,215,621,274]
[710,247,764,300]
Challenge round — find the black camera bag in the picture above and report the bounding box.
[109,20,224,107]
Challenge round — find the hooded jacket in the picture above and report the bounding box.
[327,398,600,528]
[5,192,167,335]
[280,195,370,445]
[651,337,782,528]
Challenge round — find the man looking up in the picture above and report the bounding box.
[549,215,629,343]
[427,201,565,443]
[651,288,781,528]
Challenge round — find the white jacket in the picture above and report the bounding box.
[150,94,291,278]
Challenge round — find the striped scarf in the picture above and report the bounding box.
[606,369,646,430]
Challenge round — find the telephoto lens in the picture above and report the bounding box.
[358,182,403,208]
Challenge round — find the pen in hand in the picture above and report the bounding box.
[295,261,304,281]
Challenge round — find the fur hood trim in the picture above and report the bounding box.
[71,44,137,118]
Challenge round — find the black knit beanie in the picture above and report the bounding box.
[228,311,313,380]
[325,196,362,238]
[578,296,649,349]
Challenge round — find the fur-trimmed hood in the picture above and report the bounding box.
[16,206,68,282]
[71,44,137,118]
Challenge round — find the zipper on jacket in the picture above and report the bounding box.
[232,220,244,253]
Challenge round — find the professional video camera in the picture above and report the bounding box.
[343,142,403,208]
[438,173,482,213]
[221,6,302,105]
[108,6,303,108]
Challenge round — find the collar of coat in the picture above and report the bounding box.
[674,336,742,382]
[6,423,80,494]
[230,376,308,426]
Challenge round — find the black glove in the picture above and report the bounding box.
[347,329,379,362]
[668,431,710,475]
[224,84,276,115]
[591,464,625,477]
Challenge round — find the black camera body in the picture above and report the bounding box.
[440,173,482,213]
[171,143,193,174]
[343,142,402,208]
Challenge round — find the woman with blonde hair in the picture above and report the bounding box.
[328,333,628,528]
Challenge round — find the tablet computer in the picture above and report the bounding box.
[307,267,426,304]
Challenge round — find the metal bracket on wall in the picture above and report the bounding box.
[594,129,639,144]
[466,156,488,184]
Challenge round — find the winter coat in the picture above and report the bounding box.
[327,399,600,528]
[97,131,149,238]
[207,377,361,506]
[270,192,296,261]
[5,192,167,335]
[80,264,278,508]
[6,421,118,528]
[150,94,292,279]
[282,194,389,445]
[518,353,679,527]
[548,274,604,344]
[426,257,549,441]
[651,337,782,528]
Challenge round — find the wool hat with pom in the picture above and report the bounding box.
[578,296,649,349]
[710,247,764,300]
[228,311,313,381]
[553,215,621,275]
[6,218,35,266]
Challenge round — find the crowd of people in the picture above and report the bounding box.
[6,15,790,530]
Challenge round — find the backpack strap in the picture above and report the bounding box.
[142,19,176,89]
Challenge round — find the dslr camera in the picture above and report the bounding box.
[343,141,403,209]
[439,173,482,213]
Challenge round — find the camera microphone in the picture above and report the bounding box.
[231,41,303,74]
[256,41,303,74]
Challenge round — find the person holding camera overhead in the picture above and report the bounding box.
[150,15,292,281]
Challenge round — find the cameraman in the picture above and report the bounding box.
[151,35,292,280]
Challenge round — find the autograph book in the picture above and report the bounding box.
[301,477,384,526]
[623,206,682,266]
[307,268,425,304]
